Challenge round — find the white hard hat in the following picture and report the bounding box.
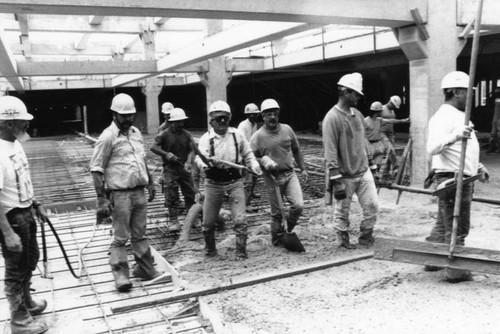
[209,100,231,116]
[260,99,280,112]
[110,93,136,114]
[168,108,188,122]
[441,71,469,89]
[244,103,260,114]
[337,72,364,96]
[370,101,383,111]
[0,96,33,121]
[390,95,402,109]
[161,102,174,115]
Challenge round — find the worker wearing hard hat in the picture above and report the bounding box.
[364,101,410,180]
[90,93,161,292]
[250,98,308,248]
[380,95,402,144]
[237,103,262,205]
[0,96,49,333]
[151,108,197,232]
[195,100,262,259]
[322,73,379,249]
[158,102,174,133]
[425,71,488,281]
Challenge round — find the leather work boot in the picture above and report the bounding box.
[271,221,285,247]
[203,231,217,257]
[11,312,48,334]
[358,228,375,247]
[337,231,356,249]
[235,234,248,259]
[133,248,162,280]
[24,283,47,316]
[111,266,132,292]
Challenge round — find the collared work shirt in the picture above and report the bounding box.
[427,104,480,176]
[90,122,149,190]
[0,139,34,212]
[195,127,259,171]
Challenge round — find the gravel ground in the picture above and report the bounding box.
[162,152,500,334]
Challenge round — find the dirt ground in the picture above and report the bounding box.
[162,152,500,334]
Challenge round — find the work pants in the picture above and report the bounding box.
[203,178,247,235]
[426,174,473,246]
[0,207,39,319]
[333,169,378,231]
[164,167,196,211]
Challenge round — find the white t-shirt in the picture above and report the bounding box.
[0,139,34,212]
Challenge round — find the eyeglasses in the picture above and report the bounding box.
[213,116,229,123]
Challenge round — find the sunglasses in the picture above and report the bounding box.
[213,116,229,123]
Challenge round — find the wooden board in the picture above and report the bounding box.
[374,237,500,275]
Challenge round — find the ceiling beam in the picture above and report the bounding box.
[15,13,31,58]
[0,27,24,91]
[16,60,158,76]
[112,21,314,86]
[458,0,500,27]
[0,0,426,27]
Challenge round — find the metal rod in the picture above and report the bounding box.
[450,0,483,258]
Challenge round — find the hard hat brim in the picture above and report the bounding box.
[0,113,33,121]
[113,109,136,114]
[169,116,188,122]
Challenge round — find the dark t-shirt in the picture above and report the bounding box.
[153,127,194,167]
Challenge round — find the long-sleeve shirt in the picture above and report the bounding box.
[250,123,305,173]
[427,104,480,176]
[90,122,149,190]
[195,127,260,172]
[237,118,259,141]
[322,105,369,178]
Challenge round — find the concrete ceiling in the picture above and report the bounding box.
[0,0,497,93]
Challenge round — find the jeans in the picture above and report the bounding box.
[426,174,473,246]
[263,171,304,228]
[164,167,197,210]
[109,188,150,265]
[203,178,247,235]
[333,169,378,231]
[0,207,39,316]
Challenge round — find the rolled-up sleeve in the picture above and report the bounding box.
[195,133,210,170]
[90,130,113,174]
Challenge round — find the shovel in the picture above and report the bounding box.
[270,174,305,253]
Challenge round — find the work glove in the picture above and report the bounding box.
[146,183,156,202]
[331,178,346,200]
[34,204,49,223]
[184,162,192,173]
[3,230,22,252]
[300,169,309,183]
[165,152,181,164]
[96,197,112,224]
[450,124,473,143]
[208,156,225,169]
[249,165,263,176]
[478,165,489,183]
[260,155,278,172]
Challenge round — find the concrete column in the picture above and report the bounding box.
[397,0,466,182]
[141,27,161,134]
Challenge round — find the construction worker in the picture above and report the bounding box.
[425,71,489,281]
[486,88,500,153]
[365,101,409,177]
[90,93,160,292]
[237,103,261,205]
[250,98,308,247]
[380,95,402,144]
[0,96,48,334]
[195,100,262,259]
[151,108,197,232]
[158,102,174,133]
[322,73,379,249]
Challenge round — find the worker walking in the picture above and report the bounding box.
[250,99,308,247]
[237,103,262,205]
[0,96,48,334]
[322,73,379,249]
[151,108,197,232]
[425,71,488,281]
[90,93,160,292]
[195,101,262,259]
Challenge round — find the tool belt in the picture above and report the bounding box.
[205,167,241,182]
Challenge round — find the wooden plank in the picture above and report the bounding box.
[374,238,500,275]
[112,253,373,313]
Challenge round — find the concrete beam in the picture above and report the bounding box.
[112,21,313,86]
[0,0,426,27]
[15,13,31,58]
[17,60,158,76]
[0,27,24,91]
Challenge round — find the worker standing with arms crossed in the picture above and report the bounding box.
[90,93,160,292]
[0,96,48,334]
[322,73,379,249]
